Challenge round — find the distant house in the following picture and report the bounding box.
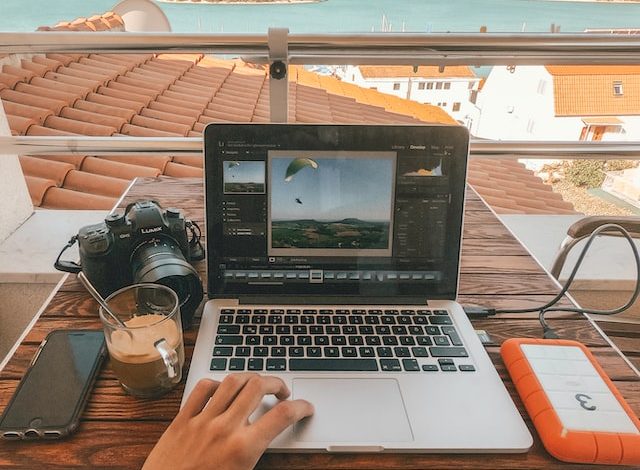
[340,65,481,131]
[475,65,640,141]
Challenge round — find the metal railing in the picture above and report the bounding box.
[1,30,640,159]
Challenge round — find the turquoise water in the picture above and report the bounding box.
[1,0,640,33]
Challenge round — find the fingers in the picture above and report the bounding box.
[181,379,219,418]
[227,375,290,422]
[250,399,315,445]
[201,373,258,418]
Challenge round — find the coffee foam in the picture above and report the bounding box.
[109,314,181,363]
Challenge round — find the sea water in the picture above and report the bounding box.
[1,0,640,33]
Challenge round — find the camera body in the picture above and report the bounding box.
[60,200,204,328]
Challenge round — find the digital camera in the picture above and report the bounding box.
[55,200,205,328]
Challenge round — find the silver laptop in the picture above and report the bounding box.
[184,124,532,452]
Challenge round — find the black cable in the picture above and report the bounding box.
[464,223,640,338]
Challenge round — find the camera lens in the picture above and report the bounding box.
[130,237,203,328]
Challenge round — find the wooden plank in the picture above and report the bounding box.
[460,255,544,274]
[459,274,561,295]
[461,239,531,256]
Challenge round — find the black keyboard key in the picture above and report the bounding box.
[422,364,438,372]
[246,335,260,346]
[303,309,318,315]
[333,316,347,324]
[348,316,364,325]
[441,326,464,346]
[242,325,257,335]
[219,315,234,324]
[248,358,264,371]
[276,325,291,335]
[365,336,381,346]
[369,309,383,315]
[417,309,431,315]
[326,325,340,335]
[255,309,269,314]
[434,336,450,346]
[259,325,274,335]
[289,359,378,371]
[318,316,331,325]
[287,309,301,314]
[271,347,286,357]
[310,326,324,335]
[384,309,399,315]
[331,335,347,346]
[417,336,433,346]
[210,358,227,370]
[459,365,476,372]
[314,336,330,346]
[336,309,350,315]
[365,316,380,324]
[213,346,233,357]
[229,358,245,371]
[301,315,315,324]
[430,316,453,325]
[359,325,374,335]
[400,336,416,346]
[375,325,391,335]
[218,324,240,334]
[394,347,410,357]
[402,359,420,371]
[430,347,468,357]
[380,359,401,371]
[216,335,242,346]
[352,309,366,315]
[408,326,423,335]
[401,309,416,315]
[342,325,357,335]
[293,325,307,335]
[266,358,286,371]
[359,347,375,357]
[285,315,299,324]
[441,365,457,372]
[438,358,454,365]
[342,347,357,357]
[413,316,428,325]
[398,316,412,325]
[392,326,407,335]
[348,336,364,346]
[376,347,393,357]
[238,309,251,315]
[319,309,334,315]
[324,347,339,357]
[268,315,283,324]
[434,309,449,315]
[307,347,322,357]
[425,326,441,336]
[235,346,251,357]
[253,315,266,324]
[264,336,277,346]
[288,346,304,357]
[221,309,235,314]
[297,336,312,346]
[236,315,250,324]
[381,316,396,325]
[411,347,429,357]
[253,347,268,357]
[382,336,398,346]
[280,335,295,346]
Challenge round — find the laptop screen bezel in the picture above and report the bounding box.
[203,123,469,302]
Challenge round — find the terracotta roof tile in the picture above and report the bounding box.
[41,187,116,210]
[1,101,53,125]
[32,56,63,71]
[45,54,77,66]
[68,62,119,80]
[24,175,57,206]
[26,125,77,136]
[74,99,136,121]
[19,155,74,185]
[32,155,87,169]
[1,88,68,114]
[164,162,204,177]
[98,155,171,172]
[120,123,182,137]
[81,156,161,179]
[6,114,37,135]
[359,65,476,79]
[0,72,23,89]
[59,107,127,132]
[44,115,117,136]
[172,155,203,168]
[2,65,35,82]
[140,107,196,128]
[44,71,102,92]
[147,100,201,119]
[56,65,111,82]
[130,115,191,136]
[107,80,159,99]
[30,76,91,99]
[98,85,153,106]
[20,59,51,76]
[14,82,79,106]
[63,170,130,198]
[162,89,210,106]
[79,57,130,75]
[86,92,145,113]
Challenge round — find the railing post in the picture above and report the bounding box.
[268,27,289,123]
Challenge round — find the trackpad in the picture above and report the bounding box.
[292,378,413,443]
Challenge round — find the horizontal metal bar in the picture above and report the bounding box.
[2,32,640,65]
[1,136,640,160]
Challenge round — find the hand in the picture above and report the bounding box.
[143,374,314,470]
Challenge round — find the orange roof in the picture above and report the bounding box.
[359,66,476,79]
[37,11,124,32]
[545,66,640,116]
[0,51,573,214]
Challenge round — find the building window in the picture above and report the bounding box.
[452,102,461,112]
[418,82,425,90]
[444,82,451,90]
[441,102,448,108]
[537,80,547,95]
[426,82,434,89]
[613,81,624,96]
[468,82,475,90]
[393,83,400,90]
[436,82,443,90]
[351,74,355,81]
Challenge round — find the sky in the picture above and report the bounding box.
[270,155,394,222]
[223,161,265,186]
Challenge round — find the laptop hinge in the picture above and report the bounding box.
[237,296,429,305]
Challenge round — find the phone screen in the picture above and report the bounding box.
[0,330,105,435]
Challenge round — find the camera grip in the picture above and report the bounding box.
[154,338,181,383]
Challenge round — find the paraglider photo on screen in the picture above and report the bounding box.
[268,151,396,257]
[223,160,266,194]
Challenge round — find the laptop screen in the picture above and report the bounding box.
[204,124,469,300]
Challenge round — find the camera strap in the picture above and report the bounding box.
[186,220,205,261]
[54,236,82,274]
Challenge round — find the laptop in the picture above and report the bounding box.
[183,123,532,452]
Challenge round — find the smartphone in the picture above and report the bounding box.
[0,330,106,440]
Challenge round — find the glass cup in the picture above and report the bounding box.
[99,284,184,398]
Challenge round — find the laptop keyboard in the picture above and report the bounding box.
[211,308,475,373]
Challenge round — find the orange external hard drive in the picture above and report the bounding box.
[501,338,640,466]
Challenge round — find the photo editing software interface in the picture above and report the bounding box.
[210,128,465,297]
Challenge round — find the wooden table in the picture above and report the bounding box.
[1,176,638,469]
